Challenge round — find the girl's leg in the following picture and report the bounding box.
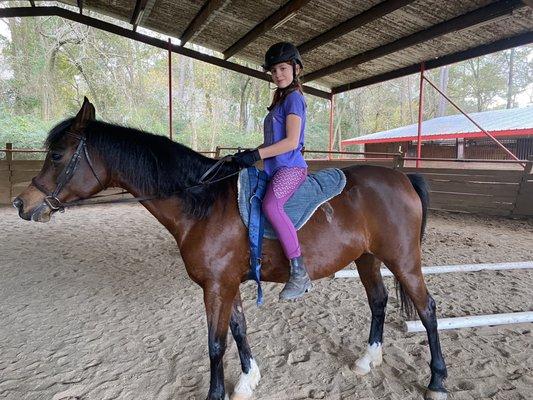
[262,167,310,300]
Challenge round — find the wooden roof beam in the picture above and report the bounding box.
[298,0,416,55]
[302,0,525,83]
[180,0,230,46]
[332,31,533,94]
[223,0,312,60]
[0,6,332,100]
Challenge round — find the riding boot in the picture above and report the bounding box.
[279,255,312,300]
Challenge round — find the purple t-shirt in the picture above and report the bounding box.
[263,90,308,177]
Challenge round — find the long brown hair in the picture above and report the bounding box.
[267,61,304,111]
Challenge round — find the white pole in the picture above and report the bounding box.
[334,261,533,279]
[405,311,533,333]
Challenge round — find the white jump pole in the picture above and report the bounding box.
[334,261,533,279]
[405,311,533,333]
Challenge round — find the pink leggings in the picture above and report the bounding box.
[262,167,307,259]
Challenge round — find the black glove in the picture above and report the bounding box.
[232,149,261,168]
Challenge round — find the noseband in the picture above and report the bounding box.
[31,132,105,212]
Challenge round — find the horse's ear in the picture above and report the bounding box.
[72,97,96,130]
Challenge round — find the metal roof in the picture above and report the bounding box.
[1,1,532,99]
[342,106,533,145]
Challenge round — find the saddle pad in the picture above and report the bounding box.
[238,167,346,239]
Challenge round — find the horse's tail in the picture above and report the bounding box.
[407,173,429,241]
[395,173,430,320]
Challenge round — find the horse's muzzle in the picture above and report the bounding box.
[13,197,30,221]
[13,196,52,222]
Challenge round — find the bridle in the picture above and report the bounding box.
[31,131,241,212]
[31,132,105,212]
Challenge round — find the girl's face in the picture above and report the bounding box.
[270,62,300,89]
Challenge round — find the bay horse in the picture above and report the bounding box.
[13,99,447,400]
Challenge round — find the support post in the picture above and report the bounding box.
[416,63,424,168]
[328,95,335,160]
[6,143,13,200]
[511,156,533,215]
[168,38,173,140]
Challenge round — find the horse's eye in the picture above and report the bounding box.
[51,153,63,162]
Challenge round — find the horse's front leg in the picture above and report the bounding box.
[203,282,239,400]
[229,290,261,400]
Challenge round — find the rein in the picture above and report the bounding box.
[32,136,240,211]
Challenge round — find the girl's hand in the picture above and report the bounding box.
[232,149,261,167]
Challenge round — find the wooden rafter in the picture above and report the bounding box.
[130,0,149,30]
[180,0,229,46]
[223,0,311,60]
[332,31,533,94]
[298,0,415,55]
[0,6,332,100]
[302,0,525,83]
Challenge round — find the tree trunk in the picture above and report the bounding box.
[506,48,515,109]
[437,66,449,117]
[239,77,251,131]
[407,76,415,124]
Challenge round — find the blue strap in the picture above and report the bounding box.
[247,168,268,305]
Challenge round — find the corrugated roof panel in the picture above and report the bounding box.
[344,106,533,143]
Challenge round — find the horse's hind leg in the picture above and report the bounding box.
[229,290,260,400]
[385,252,448,400]
[354,253,387,375]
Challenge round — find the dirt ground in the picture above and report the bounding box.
[0,205,532,400]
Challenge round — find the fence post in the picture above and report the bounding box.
[215,146,220,159]
[511,157,533,216]
[6,143,13,201]
[393,154,403,169]
[6,143,12,163]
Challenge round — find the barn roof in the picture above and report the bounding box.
[342,106,533,145]
[1,1,532,99]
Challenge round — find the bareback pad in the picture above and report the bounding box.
[238,167,346,239]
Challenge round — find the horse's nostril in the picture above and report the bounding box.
[12,197,23,210]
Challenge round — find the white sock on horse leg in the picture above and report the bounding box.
[354,343,383,375]
[231,358,261,400]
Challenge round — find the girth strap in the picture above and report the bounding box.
[247,168,268,306]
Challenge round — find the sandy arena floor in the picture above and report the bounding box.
[0,204,532,400]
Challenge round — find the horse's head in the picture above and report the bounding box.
[13,98,109,222]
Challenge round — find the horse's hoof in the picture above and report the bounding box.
[231,358,260,400]
[230,393,251,400]
[424,389,447,400]
[354,364,371,376]
[354,343,382,376]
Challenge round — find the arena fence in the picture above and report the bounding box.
[1,144,532,217]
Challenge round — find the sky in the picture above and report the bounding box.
[0,19,9,40]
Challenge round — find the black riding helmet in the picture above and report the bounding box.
[262,42,303,71]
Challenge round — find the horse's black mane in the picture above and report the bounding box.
[46,118,240,219]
